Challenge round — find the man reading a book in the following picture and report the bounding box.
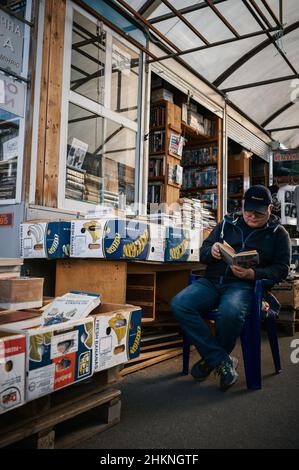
[171,185,290,391]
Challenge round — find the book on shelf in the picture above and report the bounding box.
[168,163,183,185]
[168,133,184,157]
[41,291,101,327]
[150,104,165,127]
[219,241,259,269]
[149,157,165,177]
[148,182,164,204]
[149,130,165,153]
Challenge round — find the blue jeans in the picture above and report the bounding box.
[171,278,253,368]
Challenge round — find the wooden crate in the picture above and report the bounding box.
[126,272,156,322]
[0,277,44,310]
[272,280,299,309]
[55,259,127,304]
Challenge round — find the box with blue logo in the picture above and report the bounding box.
[164,226,191,262]
[103,219,150,261]
[91,303,142,372]
[20,221,71,258]
[71,218,150,261]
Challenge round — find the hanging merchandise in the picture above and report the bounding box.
[277,185,297,226]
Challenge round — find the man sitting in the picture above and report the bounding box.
[171,185,291,391]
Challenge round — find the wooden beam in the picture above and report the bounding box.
[35,0,52,205]
[43,0,66,207]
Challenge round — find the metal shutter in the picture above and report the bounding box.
[227,116,271,162]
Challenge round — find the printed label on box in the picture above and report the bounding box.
[0,335,26,413]
[27,364,55,401]
[50,331,79,359]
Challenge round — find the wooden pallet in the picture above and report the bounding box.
[0,368,122,449]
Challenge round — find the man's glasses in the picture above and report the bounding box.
[244,210,266,219]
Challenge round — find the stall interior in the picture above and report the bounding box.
[148,73,221,225]
[227,138,269,213]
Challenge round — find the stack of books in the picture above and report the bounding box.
[84,173,102,204]
[100,189,119,206]
[66,166,85,201]
[202,206,217,232]
[177,198,203,229]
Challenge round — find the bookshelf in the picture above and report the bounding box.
[180,116,222,222]
[227,150,250,213]
[148,100,184,205]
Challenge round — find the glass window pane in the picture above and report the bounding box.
[0,0,28,19]
[66,103,136,207]
[111,37,140,121]
[71,10,106,105]
[0,108,19,200]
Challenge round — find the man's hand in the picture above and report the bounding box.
[230,265,255,280]
[211,242,222,260]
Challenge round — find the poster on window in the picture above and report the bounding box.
[2,136,18,161]
[67,138,88,170]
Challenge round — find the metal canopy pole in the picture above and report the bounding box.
[222,74,299,92]
[114,0,181,52]
[260,0,284,29]
[241,0,297,75]
[149,0,227,24]
[205,0,240,38]
[268,125,299,132]
[214,20,299,86]
[147,27,280,63]
[161,0,210,45]
[262,102,295,128]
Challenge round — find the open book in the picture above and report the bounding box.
[219,241,259,269]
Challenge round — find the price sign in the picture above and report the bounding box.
[0,213,14,227]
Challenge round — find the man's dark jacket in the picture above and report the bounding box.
[200,212,291,284]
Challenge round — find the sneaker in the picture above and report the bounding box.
[191,358,214,381]
[215,357,238,391]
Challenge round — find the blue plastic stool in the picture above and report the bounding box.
[182,275,282,390]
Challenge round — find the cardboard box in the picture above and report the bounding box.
[165,226,190,262]
[0,277,44,310]
[71,218,156,261]
[20,221,71,258]
[3,317,94,401]
[0,331,26,414]
[271,280,299,309]
[104,219,150,261]
[70,218,107,258]
[151,87,173,103]
[228,152,249,175]
[92,303,142,372]
[147,224,166,262]
[188,229,201,262]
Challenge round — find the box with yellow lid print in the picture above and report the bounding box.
[91,303,142,372]
[2,317,94,401]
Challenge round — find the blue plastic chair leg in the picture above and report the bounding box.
[182,333,191,375]
[240,315,262,390]
[266,316,282,374]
